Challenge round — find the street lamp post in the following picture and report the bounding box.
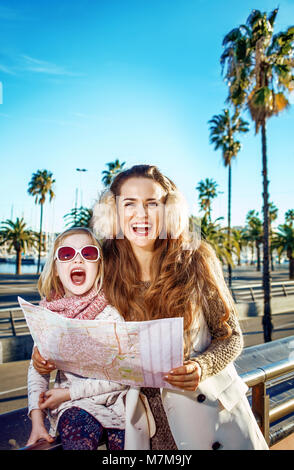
[76,168,88,208]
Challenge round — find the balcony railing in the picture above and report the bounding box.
[0,307,30,336]
[240,358,294,446]
[231,281,294,303]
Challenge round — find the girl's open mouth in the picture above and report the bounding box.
[131,223,152,237]
[70,268,86,286]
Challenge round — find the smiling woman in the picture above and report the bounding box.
[90,164,269,450]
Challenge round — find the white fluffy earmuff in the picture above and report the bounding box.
[91,190,117,239]
[164,190,189,239]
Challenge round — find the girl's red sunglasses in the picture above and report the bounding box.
[54,245,100,263]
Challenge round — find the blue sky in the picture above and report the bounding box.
[0,0,293,233]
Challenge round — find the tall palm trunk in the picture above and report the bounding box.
[227,164,232,288]
[250,244,254,264]
[208,205,212,223]
[270,222,275,271]
[271,252,275,271]
[261,122,273,342]
[37,203,44,274]
[16,247,21,275]
[290,257,294,280]
[256,241,261,271]
[288,249,294,280]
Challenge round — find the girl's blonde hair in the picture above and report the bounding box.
[38,227,104,301]
[91,165,237,358]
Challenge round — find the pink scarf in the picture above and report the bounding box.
[40,288,108,320]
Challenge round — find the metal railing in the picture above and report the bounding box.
[0,307,29,336]
[231,280,294,303]
[240,358,294,446]
[1,281,294,334]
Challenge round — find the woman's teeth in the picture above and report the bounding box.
[70,269,86,285]
[132,223,152,236]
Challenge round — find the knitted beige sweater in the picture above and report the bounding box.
[190,291,243,381]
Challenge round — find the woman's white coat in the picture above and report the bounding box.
[124,310,268,450]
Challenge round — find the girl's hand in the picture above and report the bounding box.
[163,360,202,391]
[32,346,56,375]
[39,388,71,411]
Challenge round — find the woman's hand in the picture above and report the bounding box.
[32,346,56,375]
[39,388,71,411]
[163,360,202,391]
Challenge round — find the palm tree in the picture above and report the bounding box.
[208,108,249,286]
[102,159,126,187]
[272,224,294,279]
[196,178,219,222]
[221,8,294,342]
[242,229,255,265]
[0,218,38,274]
[245,210,263,271]
[28,170,55,274]
[268,202,278,270]
[285,209,294,227]
[200,214,234,266]
[232,228,248,265]
[64,206,93,228]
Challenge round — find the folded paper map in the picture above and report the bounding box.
[18,297,183,388]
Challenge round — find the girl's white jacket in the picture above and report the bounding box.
[124,309,269,450]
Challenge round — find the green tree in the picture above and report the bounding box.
[64,206,93,228]
[221,8,294,342]
[102,159,126,187]
[200,214,234,266]
[196,178,219,222]
[0,218,38,275]
[208,108,249,286]
[272,224,294,279]
[285,209,294,227]
[28,170,55,274]
[242,229,255,265]
[245,210,263,271]
[268,202,278,270]
[231,227,248,265]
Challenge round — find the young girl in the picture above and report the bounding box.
[26,227,128,450]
